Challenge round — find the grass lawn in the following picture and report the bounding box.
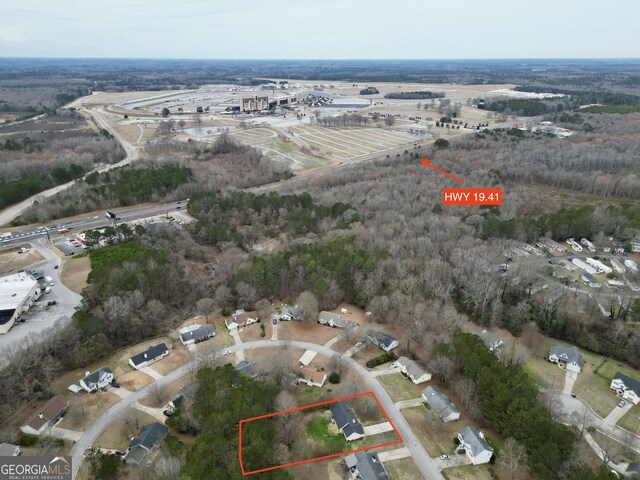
[591,430,640,463]
[401,405,456,457]
[617,403,640,434]
[384,457,423,480]
[305,413,347,452]
[597,359,640,384]
[441,464,494,480]
[377,373,426,402]
[573,370,620,417]
[524,358,564,390]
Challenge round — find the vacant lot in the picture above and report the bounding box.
[384,457,423,480]
[591,430,640,463]
[139,373,193,409]
[59,255,90,293]
[279,321,341,345]
[0,246,43,275]
[617,403,640,433]
[57,391,120,431]
[441,464,495,480]
[288,125,416,161]
[524,357,565,390]
[118,370,153,391]
[377,373,425,402]
[94,407,158,450]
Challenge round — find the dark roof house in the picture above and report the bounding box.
[344,450,387,480]
[366,329,399,352]
[125,422,169,465]
[180,324,215,345]
[20,396,69,436]
[235,360,258,378]
[129,343,169,369]
[329,401,364,441]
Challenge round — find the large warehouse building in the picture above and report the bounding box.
[0,272,41,334]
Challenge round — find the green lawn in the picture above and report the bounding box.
[377,373,425,402]
[573,369,620,417]
[617,403,640,434]
[441,464,494,480]
[597,359,640,384]
[524,358,564,390]
[305,413,347,451]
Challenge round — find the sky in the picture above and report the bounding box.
[0,0,638,59]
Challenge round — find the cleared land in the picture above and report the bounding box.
[94,407,158,450]
[617,403,640,433]
[377,373,425,402]
[384,456,424,480]
[59,255,90,293]
[0,246,43,275]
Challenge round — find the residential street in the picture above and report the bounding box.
[70,339,444,480]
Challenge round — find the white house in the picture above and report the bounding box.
[422,386,460,422]
[20,396,69,436]
[318,311,355,329]
[0,272,41,335]
[457,427,494,465]
[366,329,399,352]
[548,345,583,373]
[329,402,364,441]
[79,367,113,393]
[179,324,215,346]
[394,356,431,384]
[611,372,640,405]
[297,366,326,387]
[581,272,601,288]
[129,343,169,369]
[280,305,302,321]
[225,310,259,330]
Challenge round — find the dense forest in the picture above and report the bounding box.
[384,91,446,99]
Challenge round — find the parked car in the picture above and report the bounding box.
[111,380,120,388]
[571,394,577,398]
[54,265,59,269]
[355,341,363,347]
[114,450,126,456]
[222,349,232,355]
[618,399,625,408]
[44,287,51,294]
[162,410,173,418]
[440,454,449,460]
[272,318,277,325]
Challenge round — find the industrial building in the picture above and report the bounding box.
[0,272,41,334]
[240,95,269,112]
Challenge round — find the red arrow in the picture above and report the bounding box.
[420,159,464,185]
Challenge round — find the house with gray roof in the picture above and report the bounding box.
[168,382,200,411]
[280,305,302,321]
[611,372,640,405]
[129,343,169,369]
[318,311,355,329]
[329,401,364,441]
[548,345,583,373]
[422,386,460,422]
[235,360,258,378]
[366,330,399,352]
[344,450,387,480]
[457,427,493,465]
[124,422,169,465]
[394,356,431,384]
[179,324,215,346]
[79,366,113,393]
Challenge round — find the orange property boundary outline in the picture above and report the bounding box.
[239,391,404,476]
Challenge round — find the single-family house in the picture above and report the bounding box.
[582,273,601,288]
[0,443,20,456]
[548,345,583,373]
[297,366,326,387]
[610,372,640,405]
[168,382,200,411]
[344,450,388,480]
[20,396,69,436]
[329,401,365,441]
[124,422,169,465]
[179,324,215,346]
[129,343,169,369]
[79,366,113,393]
[280,305,302,321]
[235,360,258,378]
[366,330,399,352]
[394,356,431,384]
[457,427,494,465]
[318,311,355,329]
[480,330,504,352]
[299,350,318,366]
[225,310,259,330]
[422,386,460,422]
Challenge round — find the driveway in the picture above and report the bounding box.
[371,365,401,377]
[563,370,578,395]
[378,446,411,462]
[229,329,245,362]
[603,401,633,426]
[138,366,163,381]
[396,397,425,409]
[71,340,444,480]
[49,426,83,442]
[432,454,469,470]
[363,422,393,436]
[132,401,167,422]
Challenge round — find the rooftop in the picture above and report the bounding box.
[23,395,68,431]
[0,272,38,311]
[129,343,168,366]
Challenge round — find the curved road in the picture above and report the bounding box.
[70,340,443,480]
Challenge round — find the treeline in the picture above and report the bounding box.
[0,164,85,209]
[178,366,292,479]
[514,86,640,106]
[451,332,614,480]
[315,113,371,127]
[232,236,379,309]
[479,98,564,116]
[189,190,356,247]
[384,91,445,99]
[581,105,640,114]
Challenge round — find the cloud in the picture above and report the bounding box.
[0,26,27,43]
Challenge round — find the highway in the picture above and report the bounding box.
[70,340,444,480]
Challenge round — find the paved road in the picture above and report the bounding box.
[70,340,444,480]
[551,390,640,451]
[0,242,81,364]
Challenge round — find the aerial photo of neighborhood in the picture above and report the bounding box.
[0,1,639,480]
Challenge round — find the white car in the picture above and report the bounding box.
[439,454,449,460]
[355,341,363,347]
[222,349,232,355]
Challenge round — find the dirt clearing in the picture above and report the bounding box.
[0,246,43,275]
[59,255,90,293]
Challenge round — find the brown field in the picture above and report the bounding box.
[384,457,423,480]
[150,347,190,376]
[139,373,193,409]
[118,370,153,391]
[57,391,120,431]
[59,255,90,293]
[0,246,43,275]
[94,407,158,450]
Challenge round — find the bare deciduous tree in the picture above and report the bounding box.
[296,291,319,323]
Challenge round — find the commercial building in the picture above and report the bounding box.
[240,95,269,112]
[0,272,41,334]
